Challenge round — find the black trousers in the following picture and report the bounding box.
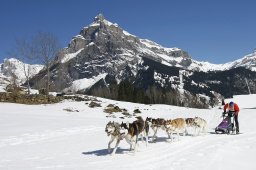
[234,114,239,132]
[228,112,239,132]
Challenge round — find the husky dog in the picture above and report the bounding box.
[146,117,168,141]
[164,118,187,142]
[105,121,122,155]
[185,118,197,136]
[194,117,208,135]
[185,118,195,127]
[120,117,149,152]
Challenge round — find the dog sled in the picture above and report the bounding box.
[215,111,238,135]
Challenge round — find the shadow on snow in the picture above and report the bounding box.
[82,148,130,156]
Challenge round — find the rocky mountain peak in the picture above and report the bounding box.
[67,14,191,67]
[94,13,105,22]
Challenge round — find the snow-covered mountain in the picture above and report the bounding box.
[0,58,43,87]
[55,13,256,73]
[189,52,256,72]
[28,14,256,107]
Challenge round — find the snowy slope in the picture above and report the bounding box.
[63,73,108,93]
[0,94,256,170]
[60,48,84,63]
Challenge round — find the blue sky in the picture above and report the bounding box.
[0,0,255,64]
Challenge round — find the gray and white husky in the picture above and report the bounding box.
[105,121,123,155]
[185,118,197,136]
[193,117,208,135]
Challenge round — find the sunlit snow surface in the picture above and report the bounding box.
[0,94,256,170]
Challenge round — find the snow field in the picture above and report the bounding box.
[0,95,256,170]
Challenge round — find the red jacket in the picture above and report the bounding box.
[224,103,240,115]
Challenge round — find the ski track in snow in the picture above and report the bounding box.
[83,131,256,170]
[0,126,102,148]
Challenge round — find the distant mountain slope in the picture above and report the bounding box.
[0,58,43,90]
[189,52,256,72]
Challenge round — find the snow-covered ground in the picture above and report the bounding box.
[0,94,256,170]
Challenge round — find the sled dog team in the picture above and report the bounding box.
[105,116,207,155]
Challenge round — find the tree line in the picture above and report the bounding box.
[88,80,211,108]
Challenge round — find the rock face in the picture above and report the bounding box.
[28,14,256,108]
[29,14,191,91]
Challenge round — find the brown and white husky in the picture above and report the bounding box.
[146,117,169,141]
[120,117,149,152]
[164,118,187,142]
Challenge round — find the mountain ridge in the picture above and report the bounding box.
[57,13,256,72]
[1,14,255,108]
